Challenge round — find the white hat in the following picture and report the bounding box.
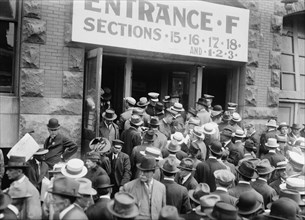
[124,97,136,106]
[170,132,184,145]
[265,138,279,148]
[202,123,216,135]
[231,113,242,122]
[61,158,88,179]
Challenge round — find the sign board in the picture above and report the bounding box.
[7,133,40,161]
[72,0,249,62]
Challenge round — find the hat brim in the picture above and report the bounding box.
[136,163,156,171]
[160,166,180,173]
[233,134,246,138]
[265,143,279,148]
[137,102,149,107]
[236,166,258,179]
[34,149,49,155]
[178,166,195,171]
[279,183,305,195]
[143,134,157,142]
[195,205,210,216]
[97,183,114,189]
[208,145,223,156]
[166,146,181,153]
[140,151,163,161]
[196,102,208,107]
[48,189,81,198]
[102,113,117,121]
[61,166,88,179]
[47,125,60,130]
[265,123,278,128]
[79,188,97,196]
[192,131,205,139]
[107,200,139,219]
[232,118,242,122]
[236,199,262,215]
[170,135,184,145]
[0,193,12,210]
[188,190,200,204]
[257,167,275,175]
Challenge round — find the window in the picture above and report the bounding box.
[0,0,19,94]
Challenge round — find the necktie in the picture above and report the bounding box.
[112,154,117,169]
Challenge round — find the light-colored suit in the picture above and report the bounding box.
[123,178,166,220]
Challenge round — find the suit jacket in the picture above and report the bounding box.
[99,121,119,145]
[8,176,42,220]
[261,151,286,167]
[248,131,260,157]
[161,179,191,214]
[27,159,49,192]
[175,173,198,191]
[108,152,131,186]
[44,133,78,168]
[194,157,227,192]
[212,188,237,206]
[259,129,277,157]
[159,119,172,140]
[85,166,108,189]
[62,205,88,220]
[121,126,142,156]
[251,178,277,208]
[228,141,244,166]
[86,197,112,220]
[269,178,285,195]
[123,178,166,220]
[118,108,133,131]
[153,130,168,149]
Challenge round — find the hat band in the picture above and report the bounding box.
[65,165,83,175]
[113,202,134,216]
[146,151,160,158]
[7,162,26,167]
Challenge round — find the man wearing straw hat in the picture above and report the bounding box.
[261,138,286,168]
[259,118,278,157]
[269,160,288,194]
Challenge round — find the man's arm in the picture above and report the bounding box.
[120,155,132,186]
[62,136,78,160]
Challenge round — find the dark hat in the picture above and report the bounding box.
[273,189,305,207]
[149,117,160,127]
[222,111,232,121]
[107,192,139,219]
[291,123,302,130]
[159,206,184,220]
[203,94,214,100]
[178,158,195,171]
[277,122,289,130]
[268,197,299,220]
[236,191,263,215]
[244,139,256,151]
[47,118,60,130]
[208,141,223,156]
[89,137,111,153]
[155,102,164,112]
[221,129,233,138]
[137,156,156,171]
[256,159,275,175]
[166,140,181,153]
[112,139,124,147]
[187,107,198,117]
[195,195,221,216]
[130,115,143,126]
[95,175,114,189]
[214,169,235,187]
[0,192,12,210]
[48,176,81,198]
[188,183,210,204]
[5,156,28,168]
[171,93,180,99]
[137,97,149,107]
[171,103,184,112]
[102,109,117,121]
[34,148,49,155]
[161,158,180,174]
[236,161,258,179]
[162,96,171,103]
[206,201,241,220]
[197,98,209,107]
[143,129,157,142]
[211,105,223,117]
[86,151,100,162]
[101,87,112,101]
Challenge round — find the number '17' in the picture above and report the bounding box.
[209,37,219,48]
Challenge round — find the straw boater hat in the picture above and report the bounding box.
[231,113,242,123]
[233,129,246,138]
[49,162,66,174]
[192,126,205,139]
[89,137,111,153]
[148,92,159,102]
[271,189,305,207]
[140,147,163,161]
[102,109,117,121]
[166,140,181,153]
[280,177,305,195]
[61,158,88,179]
[170,132,184,145]
[287,150,305,172]
[188,183,210,205]
[195,194,221,216]
[202,123,216,135]
[171,102,184,112]
[137,97,149,107]
[227,102,238,110]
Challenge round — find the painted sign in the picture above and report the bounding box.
[72,0,249,62]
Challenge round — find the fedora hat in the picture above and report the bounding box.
[267,197,299,220]
[266,119,278,128]
[288,151,305,171]
[196,98,208,107]
[188,183,210,204]
[143,129,157,142]
[8,184,32,199]
[140,147,163,161]
[290,123,302,130]
[159,206,184,220]
[202,123,216,135]
[149,117,160,127]
[155,102,164,112]
[76,178,97,196]
[107,192,139,219]
[214,169,235,186]
[89,137,111,153]
[96,175,114,189]
[195,194,221,216]
[162,95,171,103]
[227,102,238,110]
[265,138,279,148]
[231,113,242,122]
[61,158,88,179]
[187,107,197,117]
[101,87,112,101]
[275,189,305,206]
[192,126,205,139]
[148,92,159,102]
[161,158,180,174]
[170,132,184,145]
[102,109,117,121]
[236,191,262,215]
[256,159,275,175]
[137,97,149,107]
[86,151,100,162]
[49,162,66,174]
[166,140,181,153]
[208,141,223,156]
[137,156,156,171]
[206,201,241,220]
[49,176,81,198]
[124,97,136,106]
[130,115,143,126]
[5,156,28,168]
[233,129,245,138]
[34,147,49,155]
[277,122,289,130]
[47,118,60,130]
[0,192,11,210]
[221,127,234,138]
[211,105,223,117]
[171,103,184,112]
[188,117,200,126]
[222,111,232,121]
[236,160,258,179]
[178,158,195,171]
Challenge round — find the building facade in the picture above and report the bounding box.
[0,0,304,156]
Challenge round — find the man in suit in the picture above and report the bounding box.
[261,138,286,167]
[161,159,191,214]
[212,169,237,206]
[194,140,227,192]
[176,158,198,191]
[148,117,167,150]
[48,176,88,220]
[259,118,277,157]
[5,156,42,220]
[269,160,288,195]
[99,109,119,145]
[159,108,177,140]
[44,118,78,169]
[146,92,159,117]
[191,126,208,161]
[108,139,131,197]
[86,175,113,220]
[245,122,260,156]
[122,156,166,220]
[288,123,302,145]
[228,129,245,166]
[196,98,211,125]
[117,97,136,132]
[251,159,277,208]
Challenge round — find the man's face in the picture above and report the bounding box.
[76,194,94,210]
[51,194,67,213]
[105,119,112,125]
[6,168,21,181]
[278,169,288,180]
[280,127,288,135]
[112,145,122,154]
[139,170,154,183]
[292,128,300,136]
[246,126,255,135]
[179,169,190,178]
[48,128,59,138]
[85,159,95,169]
[196,104,203,111]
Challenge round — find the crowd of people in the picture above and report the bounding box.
[0,92,305,220]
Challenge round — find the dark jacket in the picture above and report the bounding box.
[251,178,277,208]
[44,133,78,169]
[261,151,286,167]
[62,205,88,220]
[27,159,49,192]
[86,197,113,220]
[175,173,198,191]
[269,178,285,195]
[228,141,244,166]
[212,188,237,206]
[161,179,191,214]
[108,152,131,186]
[120,126,142,156]
[85,166,108,189]
[259,129,277,157]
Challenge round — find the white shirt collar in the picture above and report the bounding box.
[268,150,276,153]
[235,140,242,143]
[209,156,217,160]
[7,204,19,217]
[238,180,250,185]
[182,173,192,184]
[164,177,175,181]
[99,195,111,199]
[258,177,267,183]
[59,204,75,220]
[224,140,231,146]
[17,175,26,184]
[216,187,228,192]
